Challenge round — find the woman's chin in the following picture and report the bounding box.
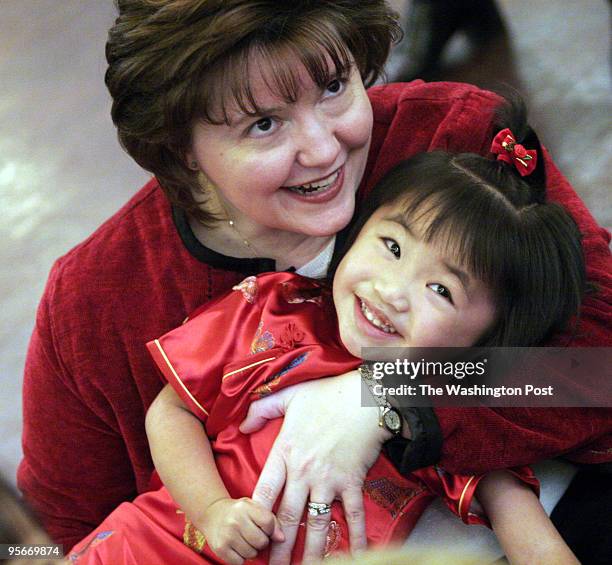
[292,201,355,236]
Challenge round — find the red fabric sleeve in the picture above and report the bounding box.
[146,278,265,422]
[415,466,539,527]
[18,263,139,552]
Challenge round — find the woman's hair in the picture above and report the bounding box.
[105,0,401,223]
[333,97,586,347]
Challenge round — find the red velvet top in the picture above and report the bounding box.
[19,82,612,551]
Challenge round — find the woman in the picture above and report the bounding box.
[18,0,612,562]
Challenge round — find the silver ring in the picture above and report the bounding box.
[307,501,332,517]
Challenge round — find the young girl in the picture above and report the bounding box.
[67,102,584,565]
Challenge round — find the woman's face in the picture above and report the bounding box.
[187,55,373,237]
[333,205,498,359]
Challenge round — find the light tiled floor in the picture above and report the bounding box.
[1,0,610,485]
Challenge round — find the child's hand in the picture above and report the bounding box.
[199,497,285,565]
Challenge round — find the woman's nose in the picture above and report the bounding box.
[295,117,341,169]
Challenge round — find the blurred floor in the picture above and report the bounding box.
[1,0,610,485]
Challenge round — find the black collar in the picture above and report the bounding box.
[172,206,354,276]
[172,206,276,274]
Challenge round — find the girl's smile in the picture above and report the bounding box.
[357,297,398,335]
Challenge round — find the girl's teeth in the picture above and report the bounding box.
[360,300,397,334]
[288,170,339,194]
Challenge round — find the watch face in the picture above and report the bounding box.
[384,408,402,433]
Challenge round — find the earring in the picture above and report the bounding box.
[190,160,198,170]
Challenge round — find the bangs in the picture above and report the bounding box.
[393,158,526,289]
[197,21,354,125]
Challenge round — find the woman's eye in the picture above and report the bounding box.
[323,78,346,97]
[248,117,278,137]
[382,238,401,258]
[428,283,453,303]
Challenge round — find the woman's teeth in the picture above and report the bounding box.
[360,300,397,334]
[287,169,340,195]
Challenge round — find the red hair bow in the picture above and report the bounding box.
[490,128,537,176]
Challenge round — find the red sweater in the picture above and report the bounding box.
[19,82,612,551]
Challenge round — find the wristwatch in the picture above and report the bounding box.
[359,363,402,436]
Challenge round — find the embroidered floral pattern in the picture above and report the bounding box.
[278,322,306,349]
[250,320,275,354]
[252,377,281,398]
[363,477,423,518]
[323,520,342,558]
[280,279,330,306]
[183,517,207,553]
[233,276,258,304]
[251,353,309,397]
[68,531,114,562]
[295,519,341,557]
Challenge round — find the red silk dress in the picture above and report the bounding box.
[68,272,537,564]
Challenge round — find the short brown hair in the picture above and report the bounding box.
[105,0,401,223]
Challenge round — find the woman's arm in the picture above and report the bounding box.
[18,274,141,552]
[146,384,283,564]
[477,471,579,565]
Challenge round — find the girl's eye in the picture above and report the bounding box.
[428,283,453,303]
[323,78,346,98]
[382,238,401,258]
[247,117,278,138]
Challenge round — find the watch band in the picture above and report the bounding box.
[384,406,443,474]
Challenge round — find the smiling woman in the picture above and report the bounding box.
[17,0,612,562]
[105,0,393,228]
[186,63,373,266]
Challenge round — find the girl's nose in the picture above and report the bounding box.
[295,117,341,169]
[374,278,411,313]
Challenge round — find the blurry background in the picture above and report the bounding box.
[1,0,610,485]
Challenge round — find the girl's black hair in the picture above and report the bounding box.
[332,95,586,347]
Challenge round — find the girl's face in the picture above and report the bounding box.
[187,55,373,237]
[333,205,498,358]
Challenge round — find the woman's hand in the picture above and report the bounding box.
[239,370,389,564]
[198,497,284,565]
